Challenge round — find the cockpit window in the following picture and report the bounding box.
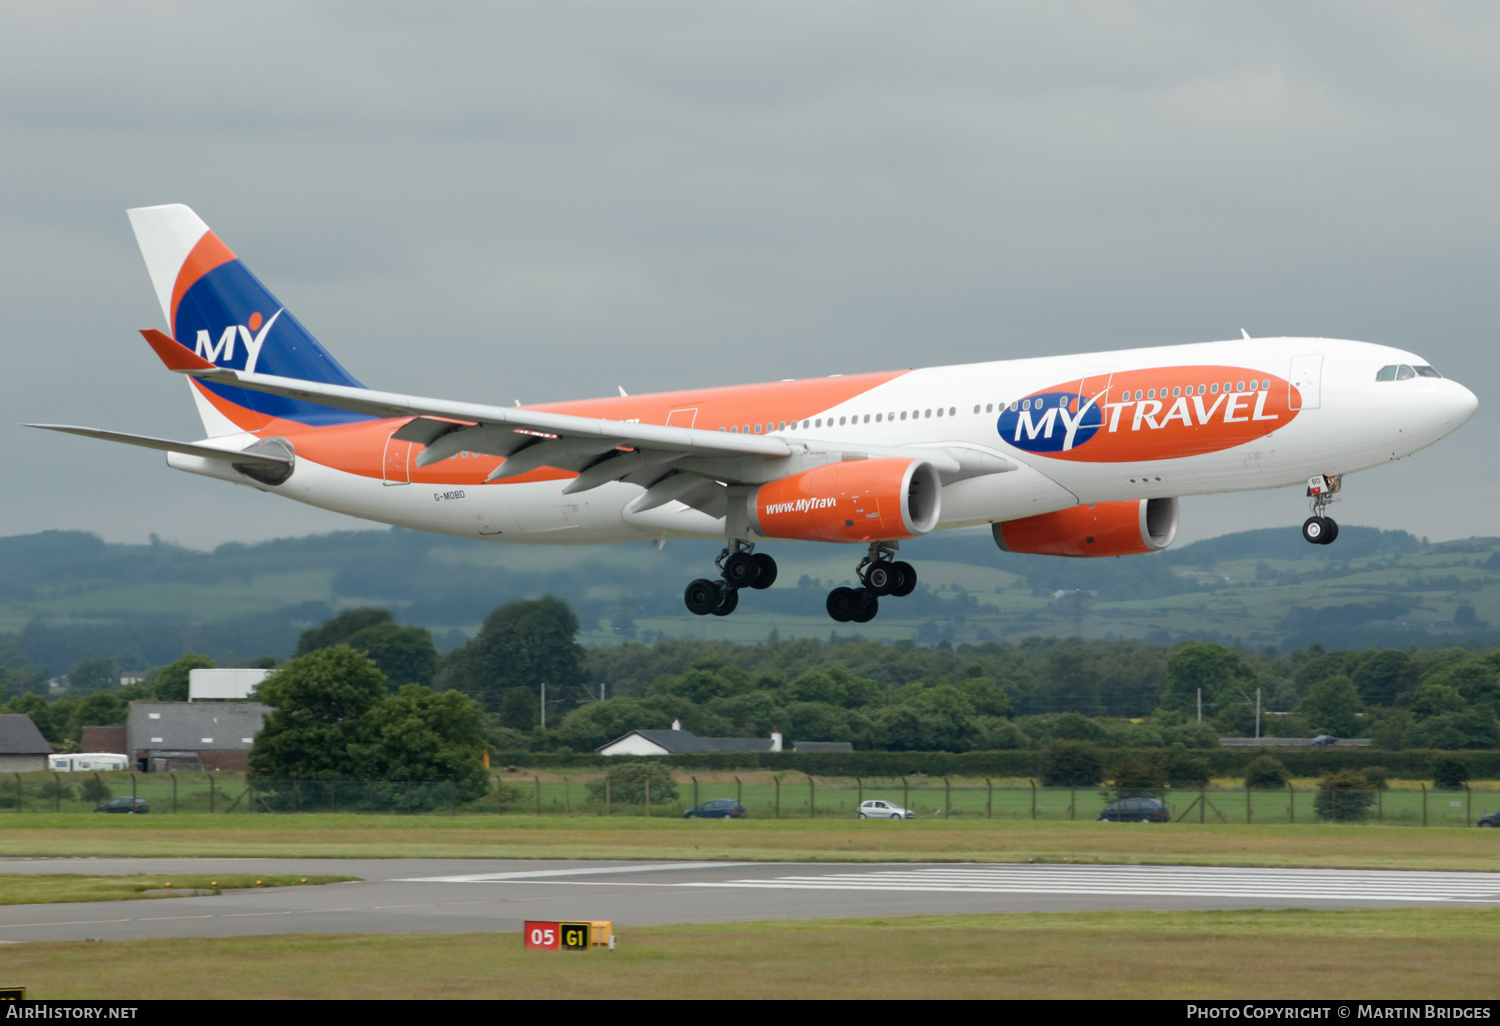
[1397,365,1416,380]
[1415,365,1442,378]
[1376,365,1397,381]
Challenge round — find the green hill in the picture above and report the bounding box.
[1,523,1497,675]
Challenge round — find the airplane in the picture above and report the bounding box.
[30,204,1479,624]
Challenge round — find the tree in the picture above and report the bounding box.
[1313,770,1375,822]
[146,653,213,702]
[497,687,540,731]
[1431,756,1471,790]
[249,646,388,780]
[553,697,670,752]
[295,607,394,656]
[585,762,678,805]
[344,623,438,689]
[1295,674,1362,737]
[1039,740,1104,787]
[1161,643,1256,716]
[352,684,487,797]
[444,598,585,712]
[69,656,118,695]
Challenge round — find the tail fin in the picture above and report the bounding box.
[127,204,367,435]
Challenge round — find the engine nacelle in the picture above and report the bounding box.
[993,497,1178,557]
[751,457,942,543]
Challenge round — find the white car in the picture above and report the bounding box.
[857,800,915,820]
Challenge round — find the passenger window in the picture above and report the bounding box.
[986,403,993,413]
[875,413,882,422]
[936,408,943,418]
[900,411,907,420]
[839,416,847,426]
[973,405,980,415]
[1261,379,1270,389]
[949,407,956,416]
[1397,365,1416,380]
[1172,386,1181,397]
[753,424,762,434]
[924,409,931,418]
[778,421,786,431]
[1236,381,1244,392]
[1210,383,1219,394]
[1146,389,1155,400]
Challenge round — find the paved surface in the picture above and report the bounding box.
[2,857,1498,942]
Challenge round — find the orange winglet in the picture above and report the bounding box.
[140,329,218,373]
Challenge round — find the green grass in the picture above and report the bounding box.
[3,908,1497,999]
[1,814,1497,870]
[0,874,356,905]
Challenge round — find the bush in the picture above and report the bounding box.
[1243,755,1289,790]
[1039,740,1103,787]
[585,762,679,805]
[1108,752,1166,792]
[1164,750,1212,788]
[1431,756,1470,790]
[1313,770,1375,822]
[1361,765,1390,791]
[79,776,112,805]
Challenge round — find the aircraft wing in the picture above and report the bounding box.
[141,329,1012,514]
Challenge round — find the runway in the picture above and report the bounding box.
[2,857,1497,943]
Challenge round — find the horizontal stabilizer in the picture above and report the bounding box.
[25,424,292,469]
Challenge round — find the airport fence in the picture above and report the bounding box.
[0,769,1490,826]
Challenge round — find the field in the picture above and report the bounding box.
[21,769,1491,828]
[2,908,1497,1000]
[2,814,1497,871]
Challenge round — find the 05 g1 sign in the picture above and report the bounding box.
[524,920,613,951]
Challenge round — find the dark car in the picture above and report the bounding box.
[683,799,747,819]
[94,797,149,814]
[1479,811,1500,828]
[1098,797,1170,823]
[1309,735,1339,746]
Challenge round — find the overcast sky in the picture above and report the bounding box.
[3,2,1497,551]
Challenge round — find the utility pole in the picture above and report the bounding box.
[1197,688,1202,723]
[1255,687,1261,739]
[540,682,546,729]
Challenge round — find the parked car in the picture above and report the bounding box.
[1309,735,1339,746]
[857,800,915,820]
[1098,797,1170,823]
[94,797,149,814]
[683,799,747,819]
[1478,811,1500,828]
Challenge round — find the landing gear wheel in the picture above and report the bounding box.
[827,586,860,622]
[890,561,917,597]
[864,563,895,596]
[722,551,760,588]
[710,587,739,616]
[1302,516,1331,545]
[850,591,879,623]
[684,578,721,616]
[1321,518,1339,545]
[750,552,778,590]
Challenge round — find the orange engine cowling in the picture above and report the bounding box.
[993,497,1178,557]
[751,458,942,543]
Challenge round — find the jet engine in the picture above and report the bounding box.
[993,497,1178,557]
[751,457,941,543]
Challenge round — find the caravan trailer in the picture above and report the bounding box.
[49,753,129,773]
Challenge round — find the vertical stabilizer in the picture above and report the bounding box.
[126,204,367,436]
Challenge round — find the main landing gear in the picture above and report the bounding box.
[1301,474,1342,546]
[826,543,917,624]
[683,541,778,617]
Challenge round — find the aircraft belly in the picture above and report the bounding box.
[938,458,1078,526]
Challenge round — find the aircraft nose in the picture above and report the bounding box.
[1448,379,1479,424]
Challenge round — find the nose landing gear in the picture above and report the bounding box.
[1302,474,1342,545]
[684,541,778,616]
[826,543,918,623]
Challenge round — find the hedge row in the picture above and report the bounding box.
[498,747,1500,779]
